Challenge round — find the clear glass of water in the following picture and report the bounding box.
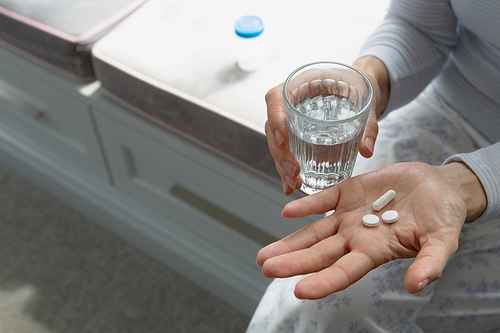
[283,62,374,195]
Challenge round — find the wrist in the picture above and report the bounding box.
[437,162,487,223]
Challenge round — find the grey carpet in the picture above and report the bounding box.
[0,163,250,332]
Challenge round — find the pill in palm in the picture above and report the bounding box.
[382,210,399,224]
[372,190,396,211]
[363,214,380,227]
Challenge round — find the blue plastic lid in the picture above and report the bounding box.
[235,16,264,38]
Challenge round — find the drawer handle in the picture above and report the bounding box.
[0,80,45,120]
[170,184,277,246]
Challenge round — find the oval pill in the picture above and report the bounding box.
[372,190,396,211]
[363,214,380,227]
[382,210,399,224]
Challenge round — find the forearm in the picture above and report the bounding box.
[437,162,487,223]
[356,1,459,113]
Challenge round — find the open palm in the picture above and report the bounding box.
[257,162,468,300]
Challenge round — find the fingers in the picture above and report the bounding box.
[404,237,459,294]
[282,186,340,218]
[261,233,348,278]
[256,215,340,267]
[264,84,289,153]
[266,127,301,195]
[273,161,301,195]
[359,107,379,158]
[294,251,377,300]
[264,84,301,194]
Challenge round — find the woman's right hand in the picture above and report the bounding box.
[265,56,390,195]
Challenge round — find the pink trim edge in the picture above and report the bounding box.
[0,38,95,82]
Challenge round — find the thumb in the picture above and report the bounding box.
[359,108,378,158]
[403,239,458,293]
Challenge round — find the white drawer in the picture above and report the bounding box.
[94,112,312,266]
[0,59,108,179]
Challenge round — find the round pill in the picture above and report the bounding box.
[382,210,399,224]
[362,214,380,227]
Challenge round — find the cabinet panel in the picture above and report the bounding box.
[0,64,108,179]
[95,112,312,266]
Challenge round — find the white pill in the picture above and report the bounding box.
[382,210,399,224]
[372,190,396,211]
[362,214,380,227]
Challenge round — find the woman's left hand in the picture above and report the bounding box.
[257,162,486,300]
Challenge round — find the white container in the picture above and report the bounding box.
[234,16,265,72]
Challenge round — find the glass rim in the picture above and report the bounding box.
[282,61,374,124]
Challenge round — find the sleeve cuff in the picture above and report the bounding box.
[443,143,500,224]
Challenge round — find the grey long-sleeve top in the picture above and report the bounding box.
[358,0,500,223]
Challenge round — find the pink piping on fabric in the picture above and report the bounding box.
[0,38,96,82]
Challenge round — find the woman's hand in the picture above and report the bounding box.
[265,56,390,195]
[256,162,487,300]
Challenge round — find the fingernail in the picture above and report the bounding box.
[416,278,430,293]
[274,130,285,146]
[282,161,297,176]
[365,137,374,154]
[285,175,297,189]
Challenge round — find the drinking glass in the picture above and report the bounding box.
[283,61,373,194]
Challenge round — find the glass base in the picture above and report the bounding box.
[299,172,349,195]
